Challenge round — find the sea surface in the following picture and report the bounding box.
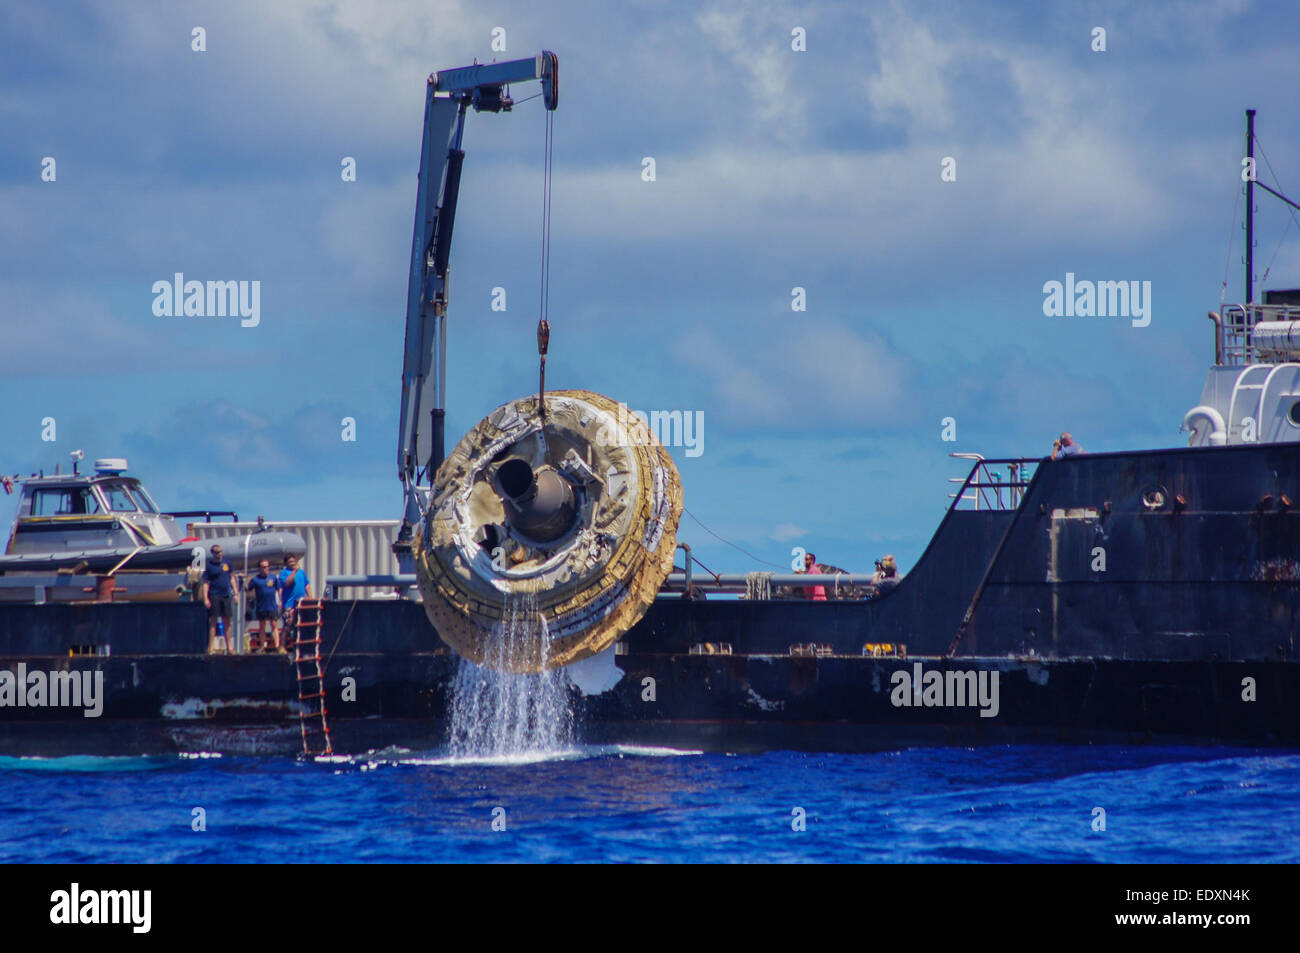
[0,745,1296,863]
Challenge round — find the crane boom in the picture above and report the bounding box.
[395,52,558,558]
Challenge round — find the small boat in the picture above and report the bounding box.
[1,457,305,603]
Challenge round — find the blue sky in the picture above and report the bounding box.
[3,0,1300,575]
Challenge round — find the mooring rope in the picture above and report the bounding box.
[745,571,774,601]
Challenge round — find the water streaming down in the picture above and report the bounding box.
[447,590,576,758]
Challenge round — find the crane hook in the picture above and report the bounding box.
[537,317,550,423]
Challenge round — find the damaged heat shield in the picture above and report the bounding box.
[414,389,682,672]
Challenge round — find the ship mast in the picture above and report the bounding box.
[1246,108,1255,305]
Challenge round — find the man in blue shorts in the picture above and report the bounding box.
[245,559,283,653]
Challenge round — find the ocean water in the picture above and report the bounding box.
[0,745,1296,863]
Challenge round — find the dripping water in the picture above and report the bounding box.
[447,590,575,758]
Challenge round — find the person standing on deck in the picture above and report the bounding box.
[245,559,283,653]
[278,554,312,646]
[798,551,827,601]
[202,544,235,654]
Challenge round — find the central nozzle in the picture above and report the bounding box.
[496,458,575,542]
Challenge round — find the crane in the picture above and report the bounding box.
[393,52,558,572]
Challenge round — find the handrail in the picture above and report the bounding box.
[1219,302,1300,365]
[947,456,1039,511]
[168,510,240,523]
[946,458,1051,656]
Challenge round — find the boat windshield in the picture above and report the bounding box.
[129,486,160,514]
[100,483,140,513]
[31,487,102,516]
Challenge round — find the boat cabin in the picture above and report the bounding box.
[4,459,188,557]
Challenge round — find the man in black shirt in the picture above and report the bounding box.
[203,544,235,654]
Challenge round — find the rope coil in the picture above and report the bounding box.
[745,571,775,601]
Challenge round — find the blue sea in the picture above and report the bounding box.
[1,745,1296,863]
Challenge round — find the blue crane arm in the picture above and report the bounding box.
[395,52,558,541]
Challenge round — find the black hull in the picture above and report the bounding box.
[0,648,1293,756]
[1,442,1298,755]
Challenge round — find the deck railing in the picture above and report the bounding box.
[1218,303,1300,365]
[948,454,1039,511]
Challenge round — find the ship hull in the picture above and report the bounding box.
[0,644,1293,756]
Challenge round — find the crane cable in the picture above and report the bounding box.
[536,107,555,422]
[1254,135,1300,289]
[1220,164,1241,308]
[539,106,554,322]
[683,507,787,571]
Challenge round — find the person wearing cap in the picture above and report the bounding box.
[1052,432,1083,460]
[202,544,235,654]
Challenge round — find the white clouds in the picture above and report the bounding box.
[696,2,799,132]
[127,399,374,479]
[0,282,253,376]
[7,0,1274,301]
[290,0,479,73]
[0,174,410,305]
[675,321,907,429]
[1125,0,1254,46]
[864,9,953,131]
[317,179,412,291]
[770,521,806,541]
[470,131,1166,262]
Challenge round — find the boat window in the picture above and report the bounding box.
[126,485,159,514]
[32,488,102,516]
[100,484,139,512]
